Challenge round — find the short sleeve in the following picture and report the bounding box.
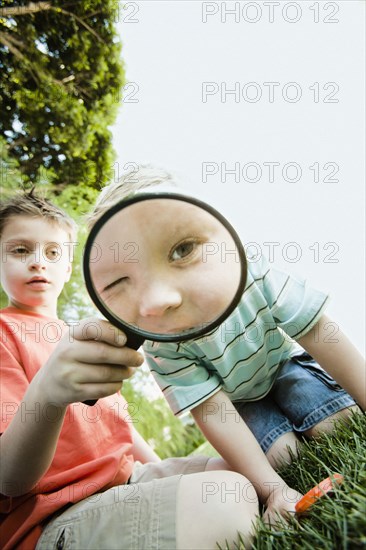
[249,255,330,340]
[144,342,223,416]
[0,338,29,434]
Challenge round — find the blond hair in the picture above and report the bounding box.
[87,164,178,228]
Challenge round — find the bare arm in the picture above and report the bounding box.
[130,426,161,463]
[0,319,144,497]
[192,389,301,511]
[298,314,365,411]
[0,381,67,496]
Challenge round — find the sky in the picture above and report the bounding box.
[113,1,365,352]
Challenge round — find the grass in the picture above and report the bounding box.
[199,412,366,549]
[251,411,366,549]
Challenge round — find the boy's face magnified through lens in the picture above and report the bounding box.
[84,194,247,347]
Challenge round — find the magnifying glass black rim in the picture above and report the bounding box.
[83,192,247,343]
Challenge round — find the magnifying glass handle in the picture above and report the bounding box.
[83,331,146,406]
[125,332,146,351]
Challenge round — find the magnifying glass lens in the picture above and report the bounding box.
[85,195,246,342]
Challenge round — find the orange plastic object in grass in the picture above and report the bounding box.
[295,473,344,514]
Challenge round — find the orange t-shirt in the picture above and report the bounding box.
[0,307,135,549]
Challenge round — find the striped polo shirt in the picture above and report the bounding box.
[144,255,329,416]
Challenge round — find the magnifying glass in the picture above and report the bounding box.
[83,192,247,404]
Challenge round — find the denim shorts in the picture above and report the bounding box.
[36,456,209,550]
[234,352,356,454]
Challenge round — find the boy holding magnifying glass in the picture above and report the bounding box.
[87,164,365,526]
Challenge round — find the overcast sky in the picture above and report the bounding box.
[113,1,365,351]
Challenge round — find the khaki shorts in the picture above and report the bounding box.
[36,456,210,550]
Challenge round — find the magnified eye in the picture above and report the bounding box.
[103,277,128,293]
[170,240,198,261]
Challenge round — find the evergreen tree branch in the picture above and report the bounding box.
[0,2,52,17]
[1,3,104,43]
[50,7,105,44]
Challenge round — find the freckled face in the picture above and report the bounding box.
[89,199,242,335]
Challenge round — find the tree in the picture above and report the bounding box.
[0,0,124,189]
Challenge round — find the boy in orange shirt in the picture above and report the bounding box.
[0,191,260,550]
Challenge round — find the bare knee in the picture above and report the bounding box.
[304,405,361,438]
[176,470,259,550]
[205,456,232,471]
[266,431,300,469]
